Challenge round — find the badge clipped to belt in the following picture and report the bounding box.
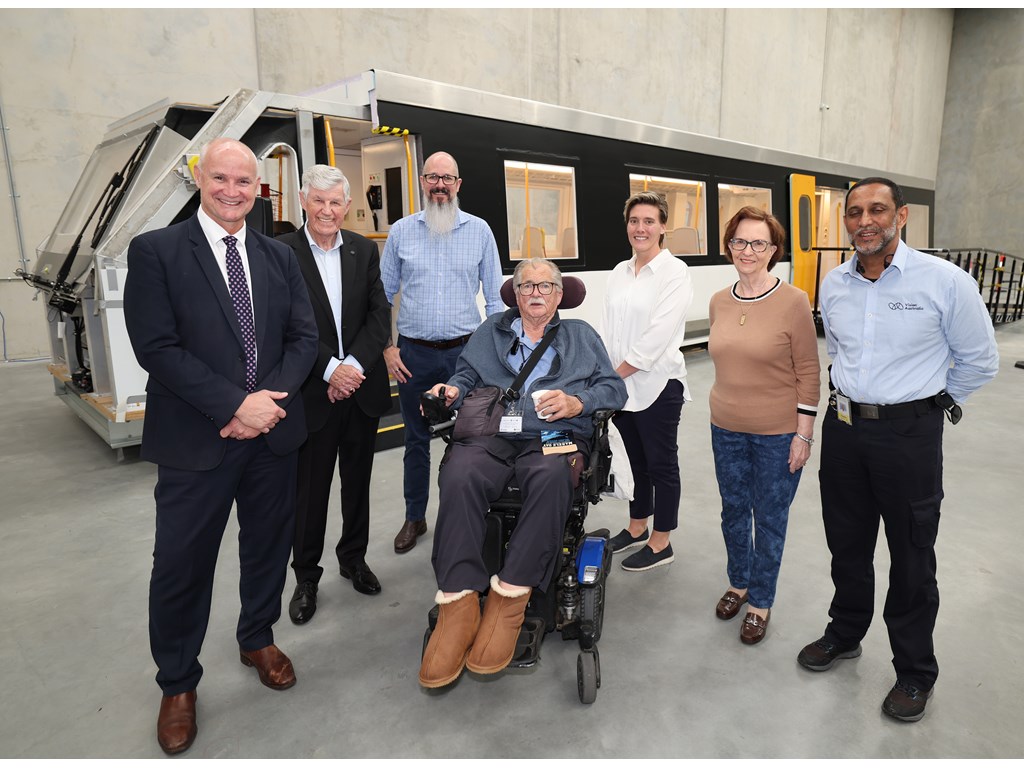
[835,393,853,425]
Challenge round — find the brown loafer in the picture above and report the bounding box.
[157,690,197,755]
[394,519,428,553]
[715,589,748,620]
[239,644,296,690]
[740,609,770,645]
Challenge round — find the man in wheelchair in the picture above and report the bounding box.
[418,258,626,689]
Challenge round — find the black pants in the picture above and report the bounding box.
[818,406,944,690]
[613,379,684,532]
[292,398,380,584]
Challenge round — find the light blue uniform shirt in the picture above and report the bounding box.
[380,209,504,341]
[507,317,557,398]
[820,240,998,405]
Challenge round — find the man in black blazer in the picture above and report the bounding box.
[124,138,317,755]
[278,165,391,621]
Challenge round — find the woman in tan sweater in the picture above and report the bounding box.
[707,207,820,645]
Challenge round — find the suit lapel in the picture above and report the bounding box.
[340,234,358,341]
[293,233,335,327]
[188,216,245,349]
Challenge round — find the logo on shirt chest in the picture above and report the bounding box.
[888,301,924,311]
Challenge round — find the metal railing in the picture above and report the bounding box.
[810,247,1023,325]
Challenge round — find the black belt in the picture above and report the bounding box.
[404,334,472,350]
[830,394,943,420]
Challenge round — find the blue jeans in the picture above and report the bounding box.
[396,337,464,522]
[711,424,802,610]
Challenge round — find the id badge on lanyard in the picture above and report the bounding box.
[500,398,524,433]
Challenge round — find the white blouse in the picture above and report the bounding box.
[602,248,693,412]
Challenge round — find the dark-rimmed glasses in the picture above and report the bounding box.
[728,238,772,253]
[515,281,559,296]
[422,173,458,185]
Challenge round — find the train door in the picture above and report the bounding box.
[790,174,850,311]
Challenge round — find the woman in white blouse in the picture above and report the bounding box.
[602,192,693,571]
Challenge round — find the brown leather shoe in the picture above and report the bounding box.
[740,609,770,645]
[466,576,531,675]
[239,644,296,690]
[157,690,197,755]
[715,589,749,620]
[419,590,481,688]
[394,519,428,553]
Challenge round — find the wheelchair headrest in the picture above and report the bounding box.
[500,275,586,310]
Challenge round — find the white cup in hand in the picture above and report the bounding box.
[532,389,551,420]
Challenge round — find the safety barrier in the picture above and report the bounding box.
[810,247,1023,326]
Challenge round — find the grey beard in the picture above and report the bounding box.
[424,196,460,236]
[854,221,899,257]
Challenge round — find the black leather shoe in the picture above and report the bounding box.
[288,581,318,624]
[394,519,428,553]
[340,561,381,595]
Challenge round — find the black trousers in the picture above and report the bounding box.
[431,436,576,592]
[613,379,684,532]
[150,438,296,696]
[292,398,380,584]
[818,405,944,690]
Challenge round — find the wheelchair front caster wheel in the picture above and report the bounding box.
[577,651,598,704]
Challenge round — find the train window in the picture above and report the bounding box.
[504,161,578,260]
[814,185,849,279]
[718,183,772,253]
[628,174,707,256]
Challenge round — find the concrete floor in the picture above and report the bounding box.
[1,323,1022,759]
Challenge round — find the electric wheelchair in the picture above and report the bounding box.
[419,275,617,704]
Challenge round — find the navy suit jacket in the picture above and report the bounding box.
[278,228,391,429]
[124,214,317,470]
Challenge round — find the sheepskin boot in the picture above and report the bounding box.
[466,576,532,675]
[418,589,480,688]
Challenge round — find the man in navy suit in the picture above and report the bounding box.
[124,138,317,755]
[277,165,391,621]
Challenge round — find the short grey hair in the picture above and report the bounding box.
[300,164,351,201]
[513,257,563,289]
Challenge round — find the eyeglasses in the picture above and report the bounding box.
[728,238,772,253]
[516,281,560,296]
[422,173,459,185]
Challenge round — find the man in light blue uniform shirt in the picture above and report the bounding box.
[381,151,504,554]
[797,177,998,723]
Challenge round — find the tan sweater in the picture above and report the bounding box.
[708,279,821,435]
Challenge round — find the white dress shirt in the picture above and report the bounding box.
[304,225,363,382]
[196,206,256,368]
[602,248,694,411]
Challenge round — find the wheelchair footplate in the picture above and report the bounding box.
[507,616,546,669]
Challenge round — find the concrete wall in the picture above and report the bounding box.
[935,9,1024,251]
[0,8,957,358]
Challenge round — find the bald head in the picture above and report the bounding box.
[194,138,260,234]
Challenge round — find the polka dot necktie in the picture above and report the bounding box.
[223,235,257,392]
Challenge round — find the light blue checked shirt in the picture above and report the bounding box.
[380,209,504,341]
[820,239,998,405]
